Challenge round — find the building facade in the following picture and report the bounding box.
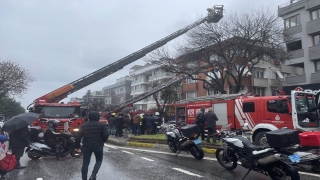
[278,0,320,93]
[129,64,175,110]
[102,76,132,109]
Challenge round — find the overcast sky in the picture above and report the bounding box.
[0,0,288,109]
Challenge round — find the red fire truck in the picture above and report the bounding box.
[175,88,320,145]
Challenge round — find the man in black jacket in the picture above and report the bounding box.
[108,113,116,135]
[204,108,219,144]
[196,108,206,140]
[115,113,124,137]
[75,111,109,180]
[9,126,29,169]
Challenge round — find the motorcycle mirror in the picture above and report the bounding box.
[243,123,249,127]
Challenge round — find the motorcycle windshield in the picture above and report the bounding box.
[220,124,231,132]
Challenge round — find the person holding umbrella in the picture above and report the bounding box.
[2,112,40,169]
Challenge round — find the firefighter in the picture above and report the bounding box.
[140,114,146,135]
[108,113,116,135]
[44,120,68,161]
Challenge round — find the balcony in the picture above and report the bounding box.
[311,72,320,84]
[307,19,320,35]
[284,25,302,35]
[253,78,268,87]
[309,45,320,61]
[278,0,307,17]
[285,74,306,84]
[306,0,320,10]
[288,49,304,59]
[149,73,174,82]
[131,79,149,85]
[270,79,281,87]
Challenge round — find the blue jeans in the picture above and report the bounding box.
[109,125,115,135]
[81,147,103,180]
[133,124,140,135]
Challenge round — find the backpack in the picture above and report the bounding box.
[196,112,204,125]
[0,153,17,174]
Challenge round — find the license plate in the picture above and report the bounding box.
[194,139,202,144]
[288,154,301,163]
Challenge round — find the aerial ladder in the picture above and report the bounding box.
[111,76,185,114]
[30,5,224,106]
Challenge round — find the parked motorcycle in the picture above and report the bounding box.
[25,126,82,160]
[283,144,320,173]
[165,124,204,160]
[216,124,300,180]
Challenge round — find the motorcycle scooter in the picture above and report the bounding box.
[25,122,82,160]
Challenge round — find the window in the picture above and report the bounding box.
[243,102,255,112]
[207,89,218,96]
[253,68,264,78]
[267,100,289,114]
[206,71,221,80]
[284,14,300,29]
[286,40,302,51]
[186,91,197,99]
[254,87,265,96]
[312,34,320,46]
[316,61,320,72]
[186,75,197,84]
[210,54,219,62]
[187,62,197,68]
[310,8,320,20]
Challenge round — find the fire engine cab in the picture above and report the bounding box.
[175,88,320,146]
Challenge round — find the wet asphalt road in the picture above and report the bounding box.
[7,144,320,180]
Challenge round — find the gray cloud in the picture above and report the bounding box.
[0,0,287,109]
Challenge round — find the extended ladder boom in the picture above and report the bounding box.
[111,76,184,113]
[35,5,224,103]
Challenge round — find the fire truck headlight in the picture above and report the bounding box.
[73,128,79,132]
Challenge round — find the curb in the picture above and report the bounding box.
[107,139,217,154]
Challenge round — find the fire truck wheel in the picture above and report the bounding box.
[254,131,269,146]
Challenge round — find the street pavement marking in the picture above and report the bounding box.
[122,150,134,154]
[105,144,118,149]
[105,144,320,178]
[172,168,204,178]
[299,171,320,177]
[36,178,43,180]
[141,157,154,162]
[105,143,216,161]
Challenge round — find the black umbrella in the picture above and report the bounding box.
[2,112,40,132]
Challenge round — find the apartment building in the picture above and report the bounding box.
[278,0,320,93]
[129,64,175,110]
[102,76,132,107]
[181,61,300,98]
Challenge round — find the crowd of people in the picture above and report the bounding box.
[107,112,163,137]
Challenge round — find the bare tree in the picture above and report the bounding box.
[150,81,180,119]
[0,59,35,99]
[147,8,291,94]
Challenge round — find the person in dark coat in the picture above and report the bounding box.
[204,108,219,144]
[140,114,146,135]
[108,113,116,135]
[75,111,109,180]
[9,126,30,169]
[195,108,206,140]
[115,113,124,137]
[145,114,155,135]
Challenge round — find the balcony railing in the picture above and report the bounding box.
[288,49,304,59]
[309,45,320,61]
[311,72,320,84]
[285,74,306,84]
[278,0,304,9]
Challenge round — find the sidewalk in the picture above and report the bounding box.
[106,134,218,154]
